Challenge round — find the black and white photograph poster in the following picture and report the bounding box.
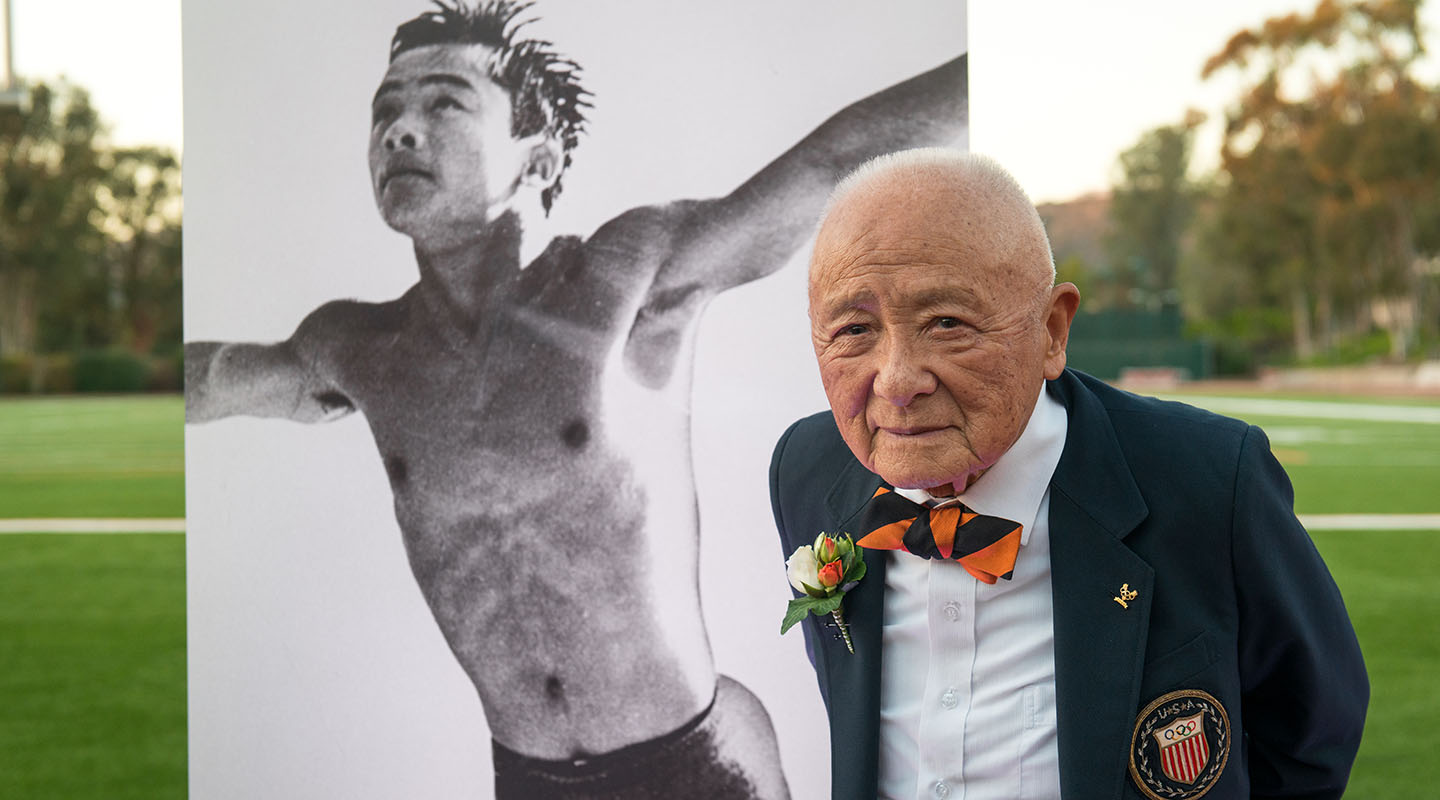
[183,1,967,796]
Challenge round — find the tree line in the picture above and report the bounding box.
[1061,0,1439,373]
[2,1,1436,392]
[0,79,181,392]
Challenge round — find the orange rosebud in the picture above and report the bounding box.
[813,534,839,563]
[818,559,844,589]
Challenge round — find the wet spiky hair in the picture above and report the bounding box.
[390,0,590,213]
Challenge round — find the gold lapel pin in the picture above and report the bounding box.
[1114,583,1138,609]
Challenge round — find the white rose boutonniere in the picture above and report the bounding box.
[780,532,867,654]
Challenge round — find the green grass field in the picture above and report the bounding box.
[0,533,185,800]
[1314,530,1440,799]
[0,390,1436,797]
[0,396,184,518]
[1158,391,1440,514]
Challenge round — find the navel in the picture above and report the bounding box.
[544,675,566,705]
[560,419,590,449]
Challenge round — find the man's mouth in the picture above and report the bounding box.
[381,167,435,191]
[877,425,947,437]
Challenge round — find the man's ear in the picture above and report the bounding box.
[1042,282,1081,380]
[519,135,563,191]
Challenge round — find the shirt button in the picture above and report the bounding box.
[940,687,959,709]
[934,780,951,798]
[942,601,961,621]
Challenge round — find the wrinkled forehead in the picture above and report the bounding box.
[808,178,1047,309]
[820,171,1007,249]
[377,43,503,94]
[811,194,978,286]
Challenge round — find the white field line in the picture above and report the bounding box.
[1157,395,1440,424]
[1298,514,1440,531]
[2,515,1437,532]
[0,518,186,534]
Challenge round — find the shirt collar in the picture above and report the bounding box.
[894,384,1067,546]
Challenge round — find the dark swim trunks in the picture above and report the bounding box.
[491,692,762,799]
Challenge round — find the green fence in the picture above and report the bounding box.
[1066,308,1212,381]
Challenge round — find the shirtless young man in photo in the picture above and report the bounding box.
[186,1,965,796]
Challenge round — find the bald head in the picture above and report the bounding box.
[813,148,1055,301]
[806,149,1079,492]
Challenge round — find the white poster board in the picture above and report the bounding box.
[183,1,966,796]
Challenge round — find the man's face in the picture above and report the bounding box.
[368,44,532,242]
[808,173,1076,493]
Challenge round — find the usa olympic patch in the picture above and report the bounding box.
[1129,689,1230,800]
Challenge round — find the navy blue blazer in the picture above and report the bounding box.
[769,369,1367,800]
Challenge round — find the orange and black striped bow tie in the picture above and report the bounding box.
[855,485,1023,584]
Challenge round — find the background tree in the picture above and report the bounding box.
[0,79,183,393]
[1202,0,1440,360]
[92,146,183,356]
[0,80,106,357]
[1105,112,1204,310]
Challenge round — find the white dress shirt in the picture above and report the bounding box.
[877,385,1068,800]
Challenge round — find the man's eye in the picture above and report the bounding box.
[838,324,869,337]
[431,96,464,112]
[371,106,396,128]
[935,317,963,330]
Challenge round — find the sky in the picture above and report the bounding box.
[9,0,181,155]
[8,0,1440,204]
[971,0,1440,202]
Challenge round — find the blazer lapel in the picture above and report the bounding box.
[817,460,886,799]
[1046,372,1154,800]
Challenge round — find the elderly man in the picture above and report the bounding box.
[770,149,1367,800]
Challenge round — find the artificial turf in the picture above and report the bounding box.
[1313,529,1440,798]
[1158,391,1440,515]
[0,390,1435,797]
[0,533,186,799]
[0,395,185,518]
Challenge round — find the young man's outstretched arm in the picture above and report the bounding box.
[645,54,968,297]
[186,302,358,424]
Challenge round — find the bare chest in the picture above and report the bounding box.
[336,311,691,514]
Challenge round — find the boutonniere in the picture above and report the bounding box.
[780,532,867,654]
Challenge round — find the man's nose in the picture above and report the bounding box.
[872,336,937,407]
[384,117,422,152]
